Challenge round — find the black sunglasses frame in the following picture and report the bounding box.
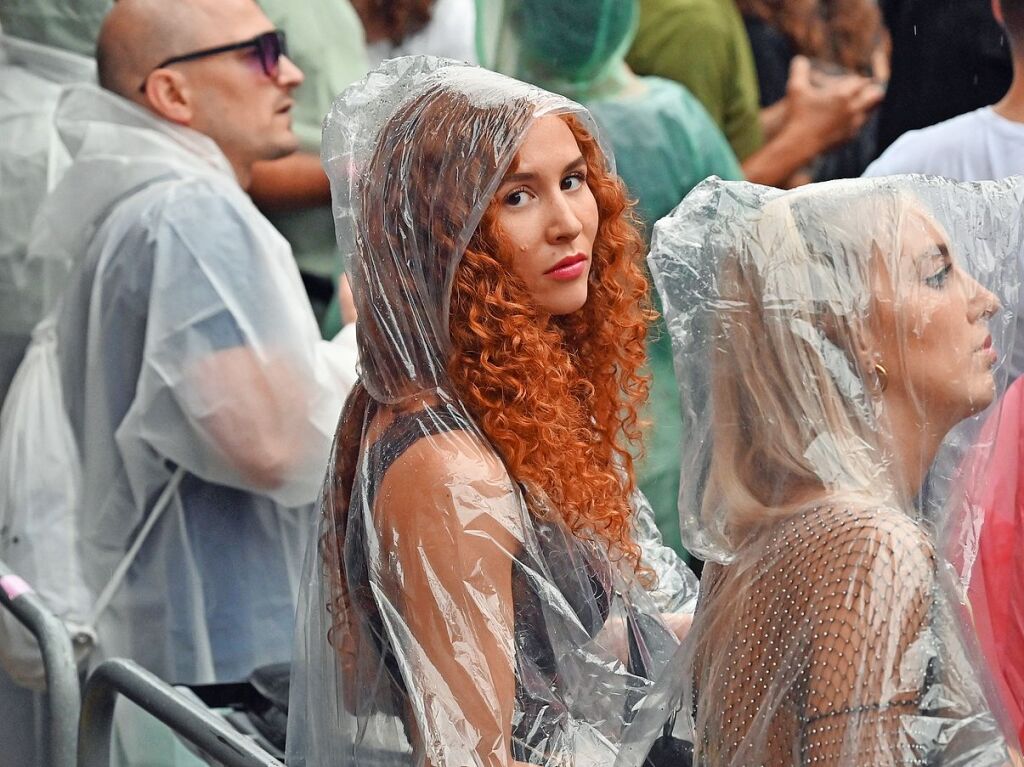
[138,30,288,93]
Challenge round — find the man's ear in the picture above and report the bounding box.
[994,0,1005,26]
[142,70,194,126]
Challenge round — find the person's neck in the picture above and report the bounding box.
[880,392,948,500]
[228,156,252,190]
[993,57,1024,123]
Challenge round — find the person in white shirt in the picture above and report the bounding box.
[864,0,1024,182]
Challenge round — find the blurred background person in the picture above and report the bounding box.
[249,0,369,328]
[0,4,107,765]
[737,0,889,179]
[351,0,476,68]
[0,13,98,408]
[739,0,888,104]
[0,0,108,57]
[875,0,1012,157]
[626,0,883,187]
[478,0,741,558]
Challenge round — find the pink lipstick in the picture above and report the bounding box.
[545,253,588,281]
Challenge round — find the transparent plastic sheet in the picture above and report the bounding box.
[26,84,359,685]
[287,56,699,767]
[0,35,94,405]
[619,175,1024,766]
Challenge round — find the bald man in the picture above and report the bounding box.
[22,0,359,737]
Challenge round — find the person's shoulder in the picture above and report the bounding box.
[799,504,935,576]
[157,174,253,216]
[147,175,280,244]
[392,423,510,487]
[864,109,990,177]
[374,419,525,547]
[635,0,731,44]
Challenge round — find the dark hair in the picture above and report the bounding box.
[737,0,884,75]
[350,0,434,46]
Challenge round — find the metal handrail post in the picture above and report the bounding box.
[78,658,283,767]
[0,559,80,767]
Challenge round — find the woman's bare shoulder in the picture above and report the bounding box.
[374,421,524,544]
[780,504,936,591]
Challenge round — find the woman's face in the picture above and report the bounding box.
[871,207,1001,427]
[493,115,599,316]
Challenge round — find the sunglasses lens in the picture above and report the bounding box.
[258,31,284,76]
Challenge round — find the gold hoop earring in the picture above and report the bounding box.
[874,363,889,393]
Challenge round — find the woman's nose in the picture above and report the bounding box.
[547,194,583,243]
[967,277,1001,320]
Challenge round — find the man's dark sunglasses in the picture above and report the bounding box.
[139,30,288,93]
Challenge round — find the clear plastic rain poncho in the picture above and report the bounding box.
[29,84,359,684]
[626,175,1024,765]
[477,0,741,559]
[0,34,94,404]
[287,56,699,767]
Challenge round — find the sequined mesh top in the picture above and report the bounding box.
[688,505,1006,766]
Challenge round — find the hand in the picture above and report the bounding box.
[663,612,694,643]
[785,55,884,154]
[338,273,357,326]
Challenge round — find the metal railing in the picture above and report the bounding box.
[78,658,283,767]
[0,558,80,767]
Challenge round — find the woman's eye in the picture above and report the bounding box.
[562,172,585,191]
[924,262,953,289]
[505,189,529,207]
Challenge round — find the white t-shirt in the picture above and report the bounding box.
[865,106,1024,379]
[864,107,1024,181]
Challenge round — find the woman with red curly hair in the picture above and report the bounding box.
[286,57,699,767]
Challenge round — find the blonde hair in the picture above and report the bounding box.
[704,189,919,541]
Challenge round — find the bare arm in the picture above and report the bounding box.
[377,433,532,766]
[248,152,331,212]
[742,57,884,187]
[191,347,310,490]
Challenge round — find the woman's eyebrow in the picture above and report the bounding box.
[501,155,586,184]
[917,240,950,262]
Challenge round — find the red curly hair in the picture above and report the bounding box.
[448,114,651,563]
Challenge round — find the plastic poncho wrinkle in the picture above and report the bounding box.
[0,36,95,404]
[632,175,1024,765]
[288,57,698,767]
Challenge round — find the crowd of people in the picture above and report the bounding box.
[1,0,1024,765]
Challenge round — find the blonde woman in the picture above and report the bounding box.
[645,176,1023,765]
